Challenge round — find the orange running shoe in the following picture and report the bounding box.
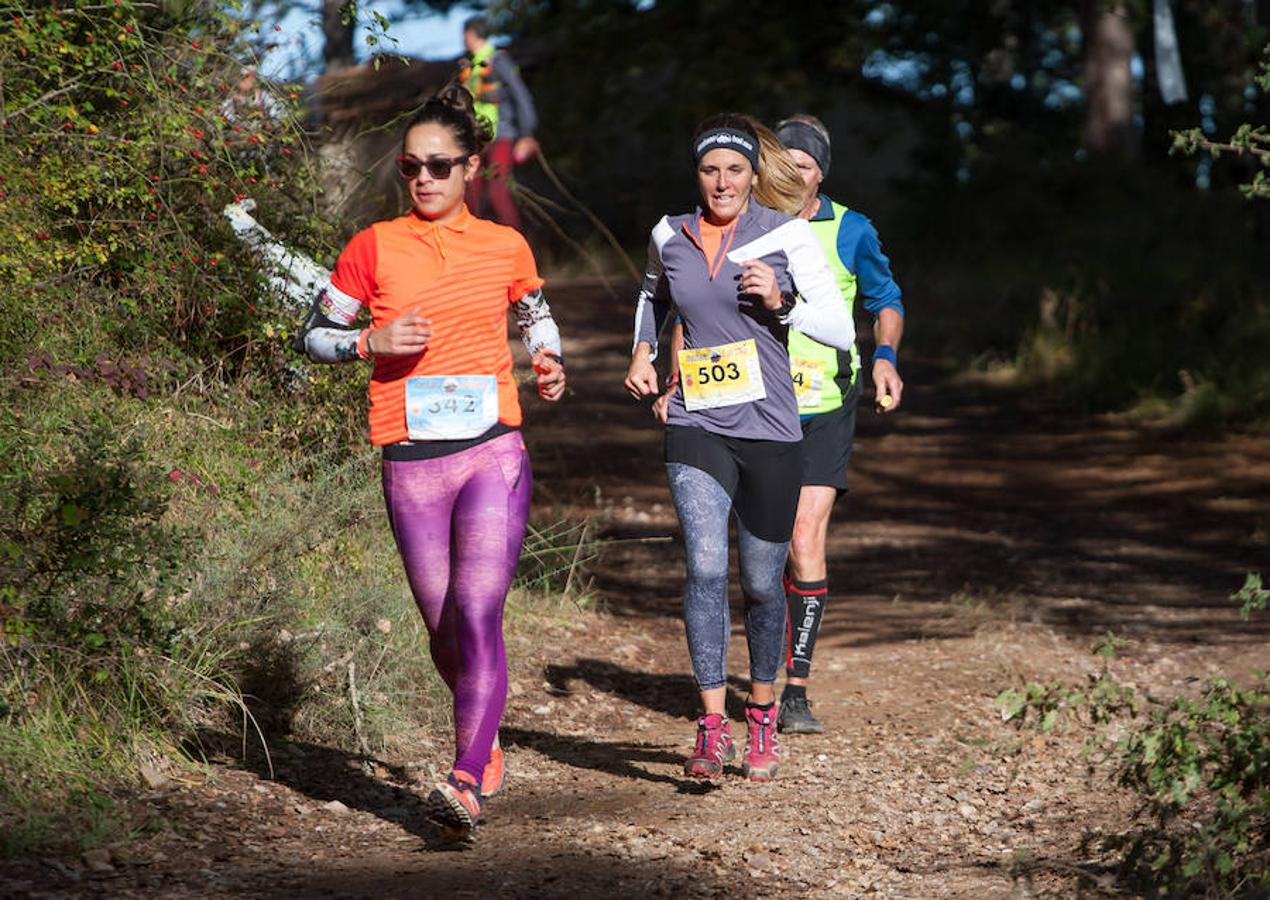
[426,770,482,843]
[482,736,505,798]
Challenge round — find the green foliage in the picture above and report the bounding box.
[998,603,1268,896]
[0,0,355,856]
[1092,630,1132,663]
[1117,677,1269,896]
[1231,573,1268,621]
[1,417,190,654]
[0,0,338,360]
[1172,47,1270,201]
[995,673,1141,733]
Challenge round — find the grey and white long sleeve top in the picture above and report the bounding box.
[632,202,854,442]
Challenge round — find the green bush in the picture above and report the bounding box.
[0,0,356,855]
[1116,677,1269,896]
[997,624,1268,896]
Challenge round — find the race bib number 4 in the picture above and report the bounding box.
[678,339,766,411]
[405,375,499,440]
[790,356,827,409]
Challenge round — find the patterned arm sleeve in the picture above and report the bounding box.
[513,288,562,361]
[295,228,377,363]
[297,282,368,363]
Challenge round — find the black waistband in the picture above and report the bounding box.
[380,422,517,461]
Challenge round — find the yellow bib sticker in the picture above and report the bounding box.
[790,356,827,409]
[678,339,766,411]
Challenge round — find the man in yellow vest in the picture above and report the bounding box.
[773,114,905,734]
[460,16,539,230]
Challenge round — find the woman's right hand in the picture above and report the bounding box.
[624,344,659,399]
[368,313,432,356]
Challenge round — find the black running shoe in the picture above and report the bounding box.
[777,695,824,734]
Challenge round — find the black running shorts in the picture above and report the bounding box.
[799,382,860,492]
[664,425,802,543]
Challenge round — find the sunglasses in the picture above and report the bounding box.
[396,154,469,180]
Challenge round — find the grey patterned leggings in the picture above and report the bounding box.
[666,463,790,691]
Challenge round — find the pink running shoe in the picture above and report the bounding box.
[742,704,781,782]
[684,713,736,779]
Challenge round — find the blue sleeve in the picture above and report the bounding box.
[836,212,903,319]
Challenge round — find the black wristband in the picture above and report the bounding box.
[777,290,798,317]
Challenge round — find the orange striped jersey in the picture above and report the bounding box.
[329,206,544,446]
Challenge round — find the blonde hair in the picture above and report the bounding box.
[744,115,805,216]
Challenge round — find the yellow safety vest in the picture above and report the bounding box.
[787,199,861,414]
[460,44,500,134]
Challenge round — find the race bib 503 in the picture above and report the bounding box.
[678,339,766,411]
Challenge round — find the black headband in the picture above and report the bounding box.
[776,120,831,178]
[693,128,760,171]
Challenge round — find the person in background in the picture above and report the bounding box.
[772,114,904,734]
[459,15,539,230]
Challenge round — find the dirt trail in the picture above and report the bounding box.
[5,281,1268,898]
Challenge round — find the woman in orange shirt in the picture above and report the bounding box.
[295,84,565,843]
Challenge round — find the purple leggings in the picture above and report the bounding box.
[381,431,532,783]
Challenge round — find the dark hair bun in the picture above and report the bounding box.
[404,78,493,156]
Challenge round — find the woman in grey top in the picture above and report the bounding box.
[624,113,853,782]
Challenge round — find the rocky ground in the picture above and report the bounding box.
[3,281,1266,898]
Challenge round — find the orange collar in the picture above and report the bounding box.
[409,204,475,234]
[406,205,475,260]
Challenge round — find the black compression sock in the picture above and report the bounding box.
[747,700,776,711]
[786,577,828,679]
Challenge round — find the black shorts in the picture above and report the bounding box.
[664,425,802,543]
[799,383,860,492]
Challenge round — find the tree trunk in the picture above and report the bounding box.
[322,0,356,73]
[1081,0,1137,161]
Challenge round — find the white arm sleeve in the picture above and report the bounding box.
[778,219,855,352]
[632,217,675,361]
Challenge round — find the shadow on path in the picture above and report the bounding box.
[544,657,751,720]
[502,726,718,795]
[193,730,455,850]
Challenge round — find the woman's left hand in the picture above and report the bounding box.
[533,352,566,402]
[738,259,782,310]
